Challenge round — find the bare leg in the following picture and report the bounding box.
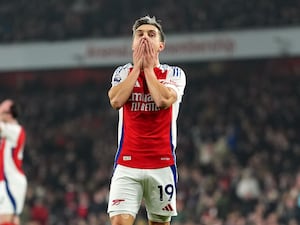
[13,216,19,225]
[0,214,15,224]
[110,214,135,225]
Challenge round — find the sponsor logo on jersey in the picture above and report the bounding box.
[129,93,153,102]
[130,102,160,112]
[128,93,160,112]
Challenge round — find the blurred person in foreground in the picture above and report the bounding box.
[0,99,27,225]
[107,15,186,225]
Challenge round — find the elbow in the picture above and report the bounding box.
[155,99,171,109]
[110,99,123,110]
[155,89,177,109]
[155,94,177,109]
[108,90,123,110]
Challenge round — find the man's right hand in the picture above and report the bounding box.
[133,38,146,70]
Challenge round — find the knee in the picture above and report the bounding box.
[110,213,135,225]
[148,213,171,223]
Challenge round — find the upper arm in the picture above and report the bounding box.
[164,66,186,103]
[110,64,131,88]
[108,64,131,109]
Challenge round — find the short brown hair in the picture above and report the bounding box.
[132,15,165,42]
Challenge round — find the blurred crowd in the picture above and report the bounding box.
[1,1,300,224]
[0,0,300,43]
[0,58,300,225]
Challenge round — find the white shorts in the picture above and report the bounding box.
[107,165,178,220]
[0,174,27,215]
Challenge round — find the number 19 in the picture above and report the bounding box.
[158,184,174,201]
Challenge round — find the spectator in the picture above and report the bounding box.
[0,0,299,43]
[0,58,299,224]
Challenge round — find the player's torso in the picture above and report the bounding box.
[117,67,176,169]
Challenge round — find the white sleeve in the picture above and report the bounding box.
[0,122,21,143]
[111,63,131,87]
[164,66,186,102]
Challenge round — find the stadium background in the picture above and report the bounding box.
[0,0,300,224]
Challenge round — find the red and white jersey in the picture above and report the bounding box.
[0,122,26,182]
[111,63,186,169]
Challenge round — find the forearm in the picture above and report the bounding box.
[108,67,140,110]
[144,68,177,109]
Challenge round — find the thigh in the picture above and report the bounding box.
[107,165,143,217]
[144,165,177,217]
